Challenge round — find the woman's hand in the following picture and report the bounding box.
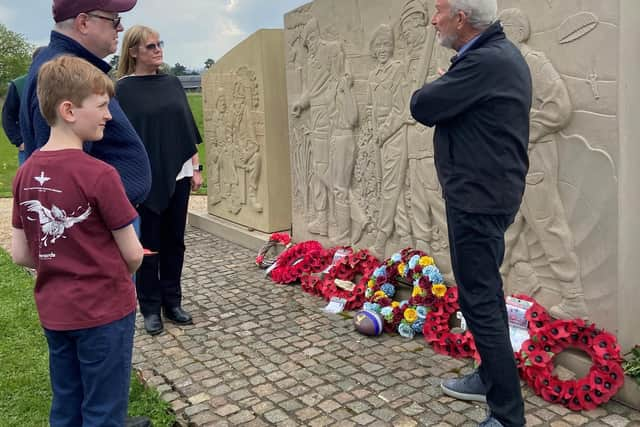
[191,170,203,192]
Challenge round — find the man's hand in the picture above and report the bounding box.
[18,143,25,151]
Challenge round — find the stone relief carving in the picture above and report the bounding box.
[397,0,453,281]
[499,8,588,320]
[204,66,264,216]
[285,0,619,324]
[291,17,358,242]
[367,24,411,258]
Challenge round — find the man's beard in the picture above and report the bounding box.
[437,31,458,49]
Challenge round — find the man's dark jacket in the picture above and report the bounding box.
[2,76,26,147]
[410,22,532,215]
[20,31,151,205]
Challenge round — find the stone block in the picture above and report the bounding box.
[202,29,291,233]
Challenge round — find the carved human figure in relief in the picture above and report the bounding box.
[219,91,241,214]
[329,56,358,245]
[367,24,411,258]
[500,8,588,320]
[231,80,263,213]
[399,0,452,280]
[209,89,229,206]
[292,17,350,237]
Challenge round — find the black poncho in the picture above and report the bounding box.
[116,74,201,213]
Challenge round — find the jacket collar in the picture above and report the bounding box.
[49,31,111,74]
[450,21,505,65]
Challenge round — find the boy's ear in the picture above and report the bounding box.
[58,100,76,124]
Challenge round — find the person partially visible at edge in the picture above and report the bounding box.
[115,25,202,336]
[19,0,151,208]
[410,0,532,426]
[2,47,45,166]
[11,55,143,427]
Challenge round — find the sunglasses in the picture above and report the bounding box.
[143,41,165,51]
[86,13,121,29]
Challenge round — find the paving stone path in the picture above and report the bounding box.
[132,227,640,427]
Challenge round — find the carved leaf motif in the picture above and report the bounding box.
[557,12,599,45]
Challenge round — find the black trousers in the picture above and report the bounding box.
[136,178,191,316]
[446,204,525,427]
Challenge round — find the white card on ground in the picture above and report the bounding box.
[323,297,347,314]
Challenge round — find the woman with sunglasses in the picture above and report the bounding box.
[116,25,202,335]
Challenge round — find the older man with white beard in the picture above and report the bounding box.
[410,0,532,426]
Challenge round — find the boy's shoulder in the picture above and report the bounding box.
[19,149,119,185]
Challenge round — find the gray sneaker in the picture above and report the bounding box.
[478,416,504,426]
[440,370,487,402]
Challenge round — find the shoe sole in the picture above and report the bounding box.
[440,383,487,402]
[146,327,164,336]
[164,317,193,325]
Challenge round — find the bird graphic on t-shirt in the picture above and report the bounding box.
[20,201,92,247]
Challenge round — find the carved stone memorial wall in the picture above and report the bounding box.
[285,0,640,349]
[203,29,291,233]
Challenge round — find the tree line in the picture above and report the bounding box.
[108,56,215,76]
[0,23,216,98]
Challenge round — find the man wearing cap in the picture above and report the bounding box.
[19,2,151,427]
[20,0,151,209]
[410,0,531,426]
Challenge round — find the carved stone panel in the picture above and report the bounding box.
[203,29,291,233]
[285,0,637,347]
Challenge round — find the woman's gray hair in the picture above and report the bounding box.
[449,0,497,30]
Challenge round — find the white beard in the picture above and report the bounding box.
[437,31,458,49]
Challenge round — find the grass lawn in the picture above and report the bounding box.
[0,249,175,426]
[0,93,207,197]
[187,92,207,195]
[0,127,19,198]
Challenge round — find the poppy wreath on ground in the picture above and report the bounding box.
[300,246,353,297]
[519,319,624,411]
[269,240,326,284]
[364,248,448,338]
[255,232,292,268]
[422,286,479,360]
[313,249,380,311]
[511,293,552,336]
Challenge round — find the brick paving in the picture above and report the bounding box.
[133,227,640,426]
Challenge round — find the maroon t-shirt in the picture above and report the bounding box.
[12,149,138,331]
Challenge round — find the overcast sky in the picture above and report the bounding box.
[0,0,308,70]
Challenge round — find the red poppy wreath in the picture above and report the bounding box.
[511,293,552,336]
[255,232,292,268]
[518,319,624,411]
[269,240,327,284]
[300,246,353,296]
[422,286,479,360]
[313,249,380,311]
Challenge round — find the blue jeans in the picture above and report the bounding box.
[43,311,135,427]
[18,149,27,166]
[132,215,141,282]
[132,215,141,237]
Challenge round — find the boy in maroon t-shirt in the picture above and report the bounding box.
[11,56,143,426]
